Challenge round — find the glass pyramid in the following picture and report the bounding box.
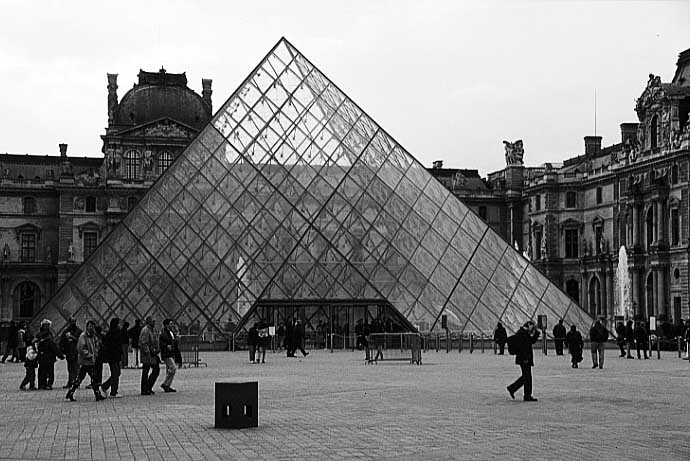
[32,38,593,336]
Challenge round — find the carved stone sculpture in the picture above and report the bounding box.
[503,140,524,166]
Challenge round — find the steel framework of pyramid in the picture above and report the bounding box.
[32,38,593,336]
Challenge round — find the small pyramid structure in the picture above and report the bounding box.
[32,38,593,336]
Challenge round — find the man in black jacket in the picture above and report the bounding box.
[159,319,180,392]
[506,320,540,402]
[552,319,567,356]
[101,318,122,397]
[589,319,609,369]
[60,317,82,388]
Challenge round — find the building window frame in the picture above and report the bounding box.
[124,150,141,180]
[85,196,97,213]
[535,195,541,211]
[20,232,37,262]
[564,228,579,259]
[22,197,36,215]
[670,206,680,246]
[596,187,603,205]
[83,231,99,260]
[127,196,138,211]
[15,281,39,319]
[565,191,577,209]
[478,206,487,221]
[158,151,173,174]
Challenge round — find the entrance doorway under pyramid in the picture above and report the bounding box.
[31,38,593,338]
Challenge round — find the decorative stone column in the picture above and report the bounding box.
[632,205,640,247]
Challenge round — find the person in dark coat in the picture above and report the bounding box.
[589,319,609,369]
[159,319,180,392]
[552,319,567,356]
[101,318,122,397]
[120,321,130,369]
[59,317,82,388]
[625,320,635,359]
[284,319,295,357]
[129,319,142,368]
[565,325,584,368]
[37,319,62,390]
[291,319,309,357]
[247,323,259,363]
[256,319,270,364]
[506,320,540,402]
[634,321,649,360]
[493,322,508,355]
[1,320,19,363]
[615,321,626,357]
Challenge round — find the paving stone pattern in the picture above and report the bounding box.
[0,349,688,460]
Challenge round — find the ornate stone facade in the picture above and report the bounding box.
[0,69,211,322]
[430,47,690,331]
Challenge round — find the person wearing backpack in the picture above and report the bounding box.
[506,320,540,402]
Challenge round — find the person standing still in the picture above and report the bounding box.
[120,321,130,369]
[60,317,82,388]
[506,320,540,402]
[615,321,627,357]
[634,321,649,360]
[101,318,122,398]
[493,322,507,355]
[565,325,584,368]
[159,319,179,393]
[625,320,635,359]
[139,317,160,395]
[129,319,142,368]
[552,319,567,356]
[589,319,609,369]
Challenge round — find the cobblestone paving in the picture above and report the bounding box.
[0,349,688,460]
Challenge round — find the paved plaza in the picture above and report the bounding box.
[0,348,688,460]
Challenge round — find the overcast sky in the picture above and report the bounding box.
[1,0,688,175]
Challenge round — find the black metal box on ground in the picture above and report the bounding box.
[215,382,258,429]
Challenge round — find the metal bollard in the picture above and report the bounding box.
[678,336,682,359]
[458,334,463,353]
[481,335,485,353]
[469,333,474,354]
[657,336,661,359]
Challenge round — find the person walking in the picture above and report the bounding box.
[139,317,160,395]
[615,321,627,357]
[16,323,27,362]
[101,318,122,398]
[506,320,540,402]
[159,319,180,393]
[552,319,567,356]
[37,319,61,389]
[120,321,130,369]
[65,320,106,402]
[59,317,82,389]
[634,321,649,360]
[493,322,508,355]
[247,323,259,363]
[291,319,309,357]
[1,320,19,363]
[256,319,269,364]
[371,317,384,362]
[284,319,295,357]
[589,319,609,369]
[20,338,39,390]
[684,319,690,361]
[625,320,635,359]
[129,319,142,368]
[565,325,584,368]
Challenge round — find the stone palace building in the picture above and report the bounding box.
[1,47,689,331]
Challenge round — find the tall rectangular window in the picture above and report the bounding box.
[535,230,542,259]
[564,229,579,258]
[596,187,603,204]
[595,226,603,254]
[535,195,541,211]
[20,233,36,262]
[671,208,680,246]
[83,231,98,259]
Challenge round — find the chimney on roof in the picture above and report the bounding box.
[59,143,68,158]
[107,74,118,125]
[202,78,213,110]
[620,123,639,145]
[584,136,602,157]
[432,160,443,169]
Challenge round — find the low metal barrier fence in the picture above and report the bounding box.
[366,333,422,365]
[178,335,207,368]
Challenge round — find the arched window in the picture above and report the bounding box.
[22,197,36,214]
[588,276,601,317]
[14,281,39,319]
[158,151,173,174]
[650,115,659,149]
[566,279,579,304]
[85,196,97,213]
[124,150,141,180]
[565,191,577,208]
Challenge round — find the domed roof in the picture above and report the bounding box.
[114,69,211,130]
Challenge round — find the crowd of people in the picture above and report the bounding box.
[497,317,690,402]
[1,316,182,401]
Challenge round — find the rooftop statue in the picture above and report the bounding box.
[503,140,524,166]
